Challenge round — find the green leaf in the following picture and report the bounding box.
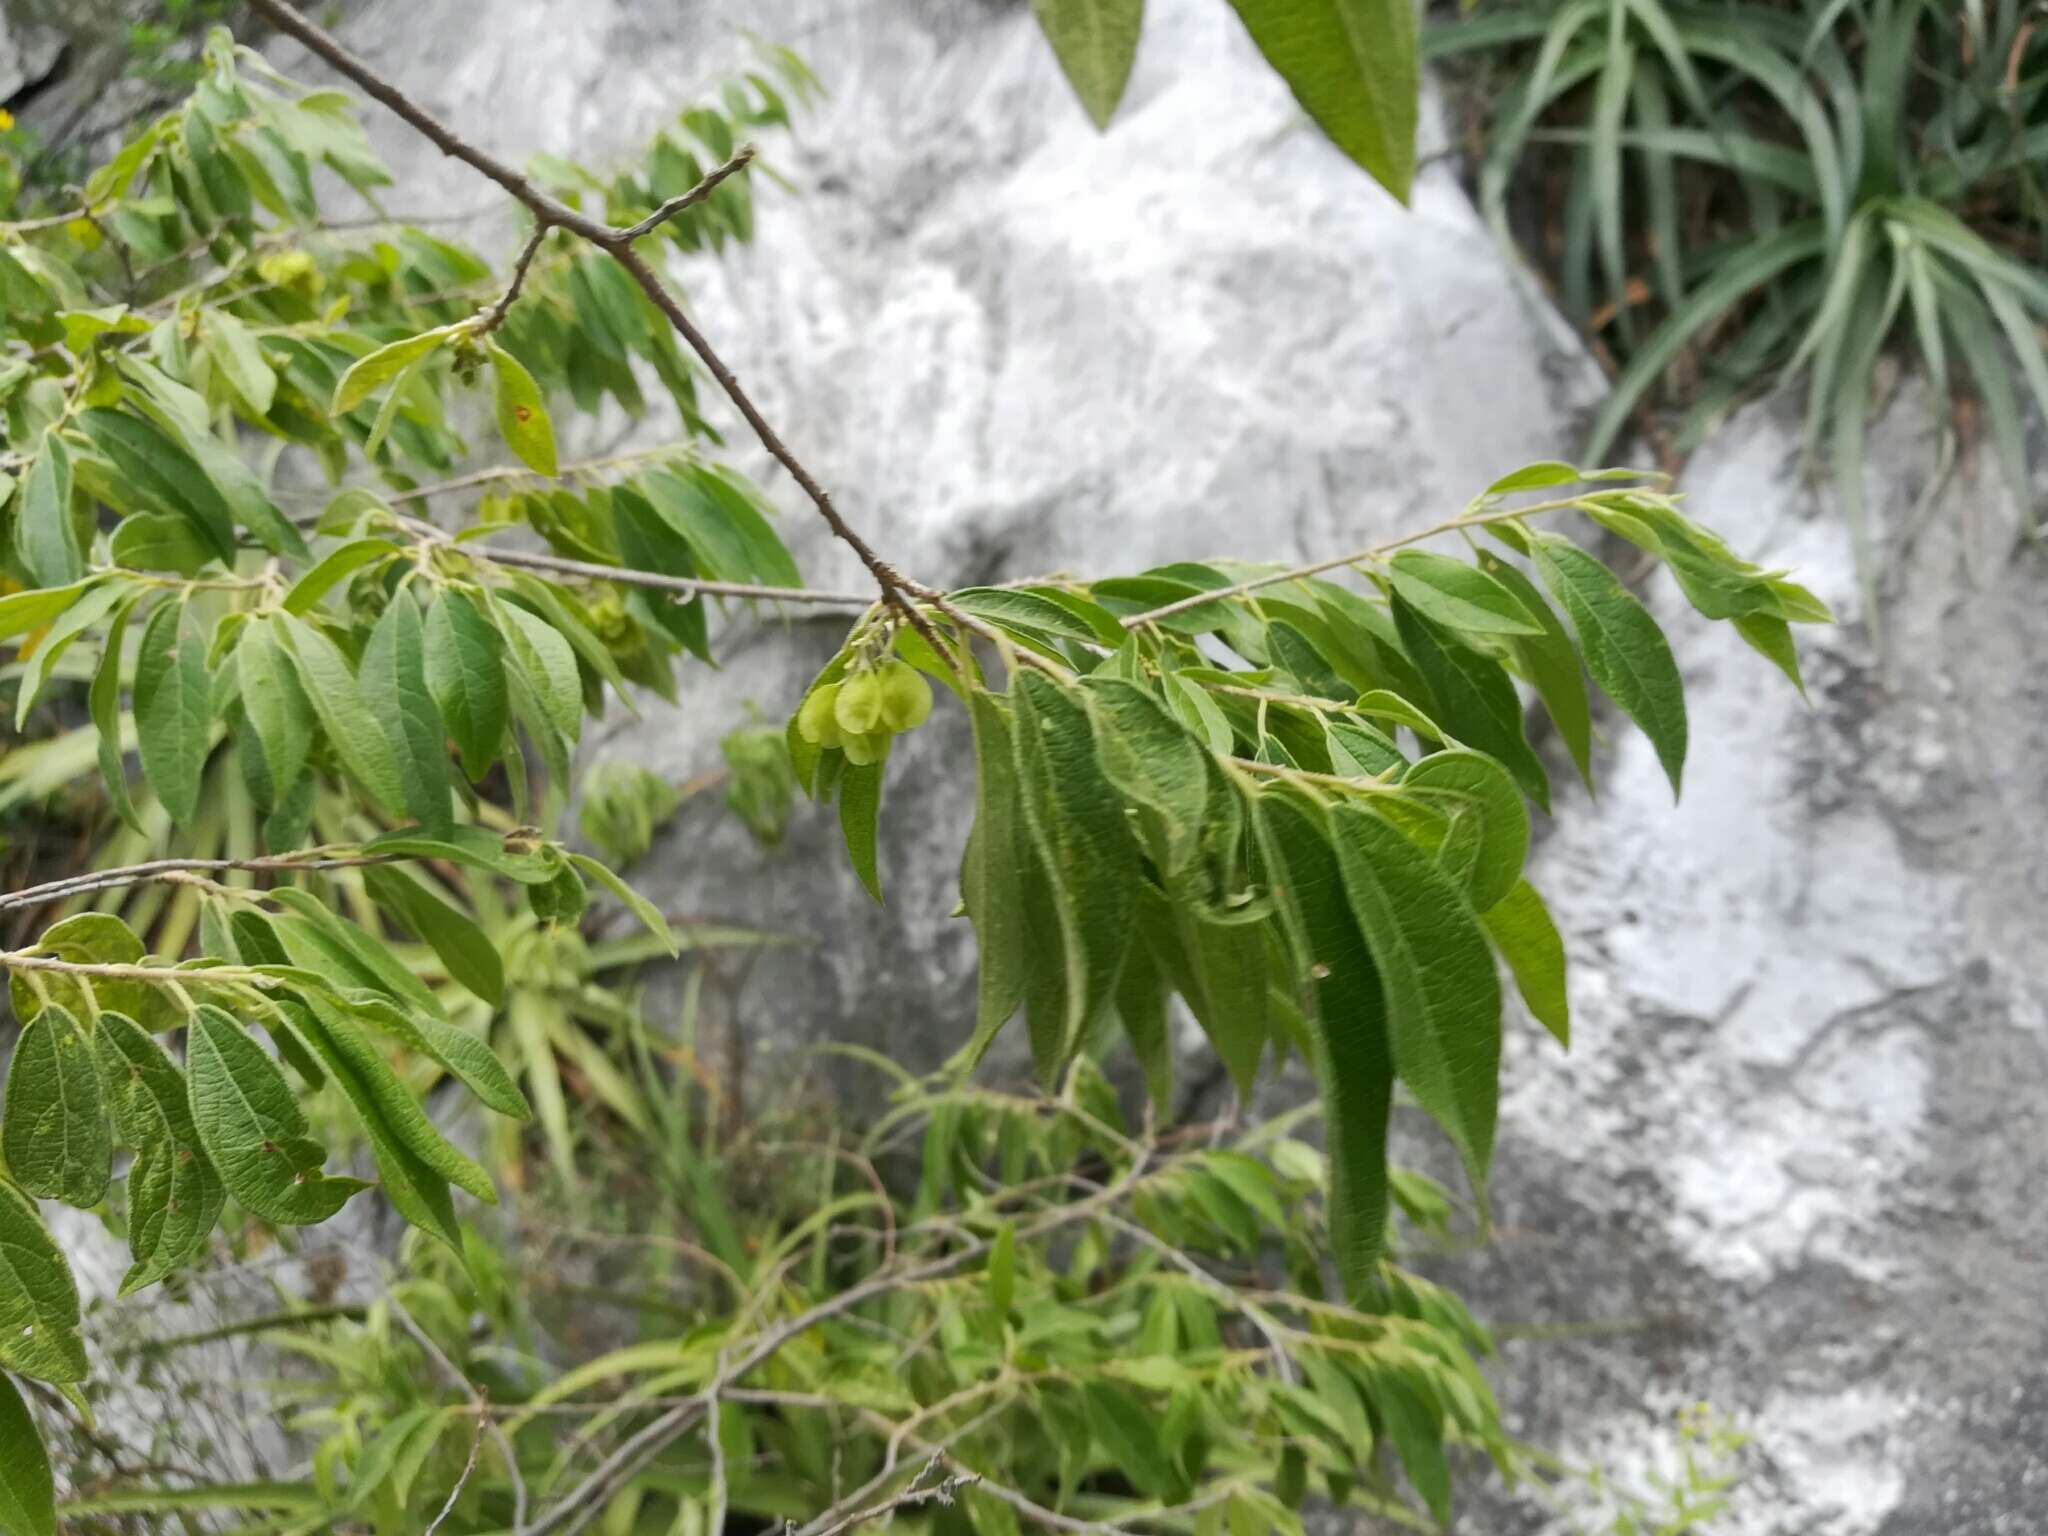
[487,339,558,477]
[1011,672,1137,1080]
[331,326,453,415]
[640,467,801,587]
[2,1005,110,1210]
[1401,748,1528,911]
[1734,610,1806,695]
[1224,0,1419,199]
[362,865,502,1006]
[0,582,89,642]
[1085,1383,1181,1500]
[1256,793,1394,1302]
[0,1180,87,1384]
[1390,591,1550,810]
[956,690,1030,1067]
[346,993,531,1121]
[988,1220,1016,1317]
[951,587,1122,646]
[1475,551,1594,789]
[184,1004,371,1225]
[234,619,316,809]
[424,590,509,782]
[1479,879,1569,1047]
[79,409,237,563]
[1330,802,1500,1193]
[0,1373,56,1536]
[204,311,277,416]
[838,759,884,902]
[1532,534,1688,797]
[1029,0,1144,128]
[92,595,145,834]
[281,538,401,615]
[361,593,453,835]
[14,578,128,732]
[1084,678,1211,881]
[268,887,446,1021]
[566,853,678,957]
[1483,460,1582,494]
[498,602,582,743]
[133,596,213,824]
[287,1000,478,1251]
[1385,550,1543,636]
[92,1013,225,1294]
[272,612,406,814]
[110,513,213,576]
[16,431,80,589]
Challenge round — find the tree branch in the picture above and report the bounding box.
[613,146,758,242]
[473,222,549,335]
[0,852,397,915]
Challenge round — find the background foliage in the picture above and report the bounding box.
[0,4,1822,1534]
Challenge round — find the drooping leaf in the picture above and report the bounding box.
[1029,0,1145,129]
[1532,533,1688,796]
[362,864,502,1006]
[91,594,145,833]
[0,1373,56,1536]
[1330,802,1500,1193]
[346,994,531,1122]
[1010,672,1137,1079]
[204,311,277,416]
[1400,748,1529,911]
[565,854,677,956]
[838,759,884,902]
[79,409,237,563]
[133,596,213,824]
[92,1012,226,1294]
[498,602,582,743]
[424,590,509,782]
[1,1005,110,1210]
[956,690,1031,1068]
[1476,550,1594,789]
[281,538,401,616]
[1084,677,1210,882]
[272,612,406,814]
[487,339,558,476]
[13,578,128,732]
[1390,590,1550,810]
[0,1180,87,1384]
[234,618,316,809]
[1479,878,1569,1047]
[184,1005,371,1225]
[1255,792,1394,1303]
[16,431,80,588]
[361,592,453,835]
[1223,0,1419,199]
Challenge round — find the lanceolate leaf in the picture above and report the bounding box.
[487,339,558,477]
[838,760,884,902]
[957,691,1030,1065]
[16,430,80,588]
[134,596,213,825]
[0,1372,56,1536]
[204,311,277,416]
[184,1005,370,1225]
[235,619,316,809]
[361,593,453,835]
[1401,749,1529,911]
[1385,550,1543,636]
[272,612,407,814]
[424,590,510,782]
[1479,879,1570,1047]
[1390,590,1551,810]
[1029,0,1145,130]
[346,993,532,1122]
[1223,0,1419,200]
[331,326,454,415]
[92,1012,226,1294]
[362,864,503,1005]
[92,593,145,833]
[1256,792,1394,1303]
[1532,533,1688,796]
[2,1005,111,1209]
[1330,802,1501,1193]
[1476,551,1594,789]
[1011,671,1137,1078]
[79,409,237,563]
[1084,678,1209,882]
[0,1179,87,1384]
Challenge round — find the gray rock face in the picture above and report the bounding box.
[33,0,2048,1527]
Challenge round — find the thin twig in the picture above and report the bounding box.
[805,1453,978,1536]
[0,852,396,915]
[0,954,282,986]
[388,1286,530,1533]
[613,147,758,242]
[431,532,875,607]
[474,222,549,335]
[424,1402,488,1536]
[1115,494,1610,628]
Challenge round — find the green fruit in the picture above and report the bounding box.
[796,682,842,746]
[834,669,883,735]
[876,660,933,731]
[841,729,892,767]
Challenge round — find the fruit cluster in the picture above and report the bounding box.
[795,657,934,765]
